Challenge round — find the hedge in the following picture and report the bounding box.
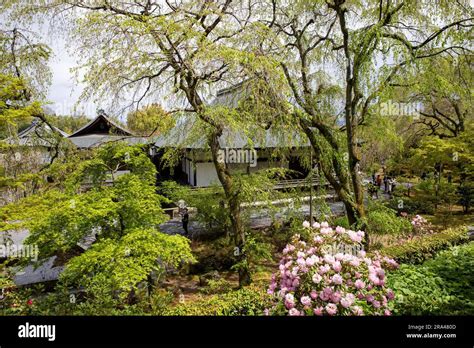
[387,242,474,315]
[163,284,271,316]
[377,226,469,264]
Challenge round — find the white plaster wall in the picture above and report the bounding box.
[196,162,220,187]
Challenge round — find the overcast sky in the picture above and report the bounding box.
[42,31,99,119]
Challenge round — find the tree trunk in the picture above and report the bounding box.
[208,131,251,287]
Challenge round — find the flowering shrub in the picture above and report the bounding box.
[411,215,434,235]
[266,221,398,316]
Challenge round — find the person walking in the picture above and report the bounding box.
[383,176,389,193]
[178,200,189,236]
[376,174,382,189]
[391,177,397,193]
[181,208,189,236]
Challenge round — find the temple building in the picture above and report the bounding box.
[68,110,146,148]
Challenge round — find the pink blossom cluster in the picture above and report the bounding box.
[266,221,398,316]
[411,215,433,234]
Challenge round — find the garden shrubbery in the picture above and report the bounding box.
[366,201,413,236]
[378,226,469,264]
[164,284,271,316]
[266,222,399,316]
[385,197,435,215]
[388,242,474,315]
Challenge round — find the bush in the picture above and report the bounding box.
[330,216,350,229]
[385,197,434,215]
[387,264,452,315]
[266,221,399,316]
[378,226,469,264]
[164,285,271,315]
[200,278,233,294]
[387,243,474,315]
[366,201,413,236]
[413,178,458,212]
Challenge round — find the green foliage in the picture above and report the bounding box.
[1,139,196,310]
[388,243,474,315]
[366,201,413,236]
[160,180,230,235]
[387,263,453,315]
[412,178,459,212]
[379,226,469,264]
[69,142,156,189]
[385,196,434,215]
[457,181,473,213]
[60,228,196,299]
[231,232,274,276]
[330,216,350,229]
[19,174,166,258]
[201,278,233,295]
[48,114,90,134]
[126,104,174,136]
[164,284,271,316]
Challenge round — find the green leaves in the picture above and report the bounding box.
[387,242,474,315]
[126,104,174,137]
[60,227,196,297]
[379,226,469,264]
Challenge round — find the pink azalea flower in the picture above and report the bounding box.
[331,274,343,285]
[301,296,312,306]
[319,264,331,275]
[313,236,323,244]
[289,308,300,316]
[324,254,335,264]
[332,261,342,272]
[314,307,323,316]
[369,273,379,284]
[325,303,337,315]
[386,289,395,300]
[354,279,365,289]
[340,297,352,308]
[310,290,318,299]
[319,291,330,301]
[350,258,360,267]
[302,221,311,228]
[321,222,329,228]
[352,306,364,316]
[320,227,333,235]
[312,222,321,229]
[312,273,322,284]
[285,293,295,303]
[330,291,341,303]
[323,287,333,295]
